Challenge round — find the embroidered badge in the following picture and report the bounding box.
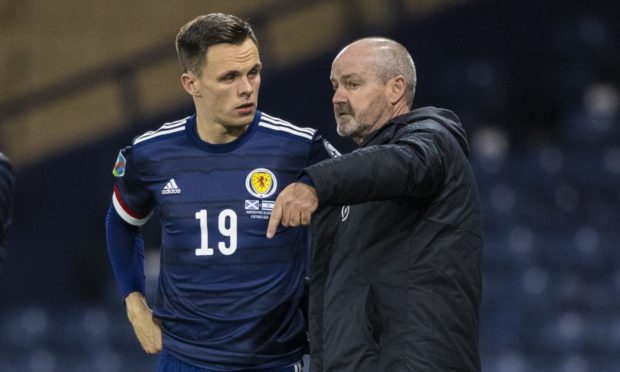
[112,151,126,177]
[324,139,341,158]
[245,168,277,198]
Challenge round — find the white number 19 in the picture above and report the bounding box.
[195,209,238,256]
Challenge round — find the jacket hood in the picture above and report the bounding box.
[389,106,471,156]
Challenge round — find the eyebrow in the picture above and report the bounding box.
[332,72,360,80]
[334,73,362,82]
[217,63,262,78]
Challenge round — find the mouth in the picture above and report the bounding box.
[334,104,352,117]
[235,103,255,114]
[336,111,351,117]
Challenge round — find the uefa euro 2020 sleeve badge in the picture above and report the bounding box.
[112,151,126,177]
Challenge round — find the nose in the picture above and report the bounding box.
[332,86,347,105]
[239,77,254,97]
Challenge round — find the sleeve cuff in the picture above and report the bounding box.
[297,173,315,187]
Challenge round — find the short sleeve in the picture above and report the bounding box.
[111,146,154,226]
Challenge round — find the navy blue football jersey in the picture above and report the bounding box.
[111,111,335,370]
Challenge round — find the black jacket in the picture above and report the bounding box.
[0,153,15,277]
[306,107,483,371]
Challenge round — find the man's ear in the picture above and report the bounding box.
[386,75,406,105]
[180,72,200,97]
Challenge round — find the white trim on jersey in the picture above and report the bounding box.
[260,113,316,136]
[135,118,187,139]
[112,192,152,226]
[133,117,189,145]
[259,122,314,140]
[258,115,315,140]
[258,113,316,139]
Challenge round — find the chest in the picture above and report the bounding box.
[154,156,302,210]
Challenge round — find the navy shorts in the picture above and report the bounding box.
[156,350,303,372]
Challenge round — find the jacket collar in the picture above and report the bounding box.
[359,112,413,147]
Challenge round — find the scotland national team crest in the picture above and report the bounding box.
[246,168,277,198]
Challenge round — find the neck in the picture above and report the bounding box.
[195,116,249,144]
[355,103,411,145]
[392,100,410,118]
[352,135,365,145]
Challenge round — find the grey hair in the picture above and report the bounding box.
[362,37,417,107]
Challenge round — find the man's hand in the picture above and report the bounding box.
[125,292,162,354]
[267,182,318,238]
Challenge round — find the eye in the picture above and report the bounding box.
[347,81,360,89]
[220,73,237,82]
[248,64,262,79]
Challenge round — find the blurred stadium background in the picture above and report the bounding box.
[1,0,619,371]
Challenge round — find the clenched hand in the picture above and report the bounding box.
[267,182,318,238]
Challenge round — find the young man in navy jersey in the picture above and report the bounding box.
[106,13,336,371]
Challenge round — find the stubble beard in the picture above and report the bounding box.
[336,115,358,137]
[334,103,369,139]
[335,96,389,143]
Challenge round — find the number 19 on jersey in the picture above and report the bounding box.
[195,209,238,256]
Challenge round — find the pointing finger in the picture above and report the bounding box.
[267,203,283,238]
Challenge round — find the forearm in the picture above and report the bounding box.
[306,141,443,206]
[124,290,163,354]
[105,206,146,299]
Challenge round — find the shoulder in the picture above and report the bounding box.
[0,153,10,166]
[126,116,192,162]
[392,119,448,144]
[393,119,469,161]
[132,116,191,147]
[113,116,191,175]
[0,153,13,177]
[257,112,317,142]
[0,153,13,209]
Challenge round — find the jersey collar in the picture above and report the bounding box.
[186,111,261,153]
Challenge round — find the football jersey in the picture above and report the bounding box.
[111,111,335,370]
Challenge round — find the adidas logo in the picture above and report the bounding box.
[162,178,181,195]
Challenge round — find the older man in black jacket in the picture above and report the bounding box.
[0,153,15,278]
[268,37,483,371]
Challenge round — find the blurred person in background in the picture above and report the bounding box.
[268,37,483,371]
[0,152,14,280]
[105,13,335,372]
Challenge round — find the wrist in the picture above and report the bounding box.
[125,292,150,320]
